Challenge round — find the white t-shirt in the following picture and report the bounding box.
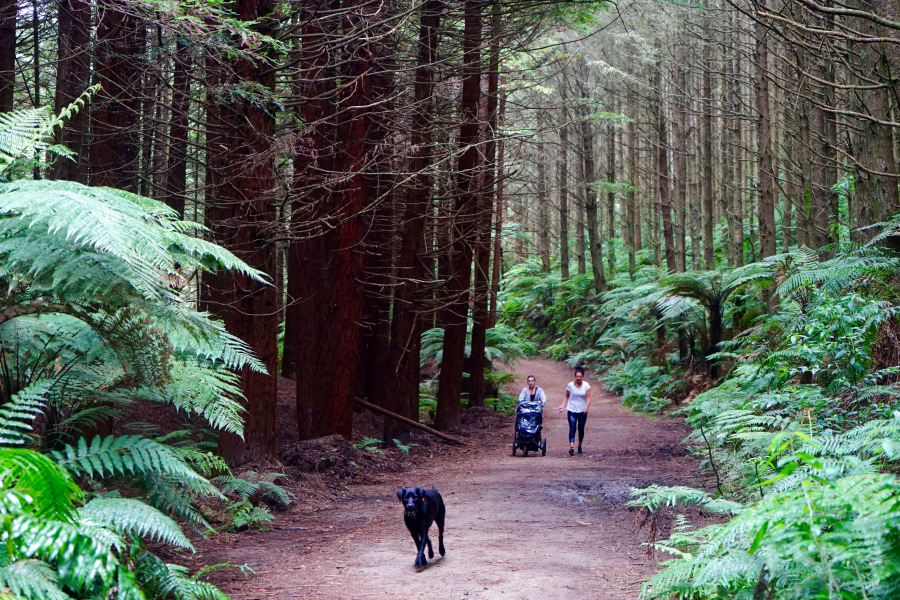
[566,381,590,413]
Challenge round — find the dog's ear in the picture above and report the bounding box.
[415,487,425,499]
[396,490,404,502]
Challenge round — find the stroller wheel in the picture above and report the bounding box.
[541,439,547,456]
[512,434,517,456]
[523,448,529,457]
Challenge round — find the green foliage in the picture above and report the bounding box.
[214,471,291,532]
[420,324,534,367]
[0,104,258,599]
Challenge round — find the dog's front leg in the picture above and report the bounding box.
[415,525,430,567]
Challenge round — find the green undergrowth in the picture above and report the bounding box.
[500,222,900,598]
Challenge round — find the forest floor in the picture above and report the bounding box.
[179,359,717,599]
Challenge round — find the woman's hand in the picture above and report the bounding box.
[557,405,565,413]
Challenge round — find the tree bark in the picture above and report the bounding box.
[90,1,145,191]
[627,80,637,279]
[285,0,338,399]
[469,2,501,409]
[204,0,279,466]
[577,56,606,294]
[655,65,677,273]
[162,37,191,218]
[51,0,90,182]
[435,0,481,430]
[0,0,13,113]
[851,2,900,241]
[537,109,551,273]
[385,0,440,436]
[489,85,506,328]
[606,99,616,274]
[731,12,745,266]
[702,8,715,269]
[755,0,776,263]
[558,120,570,280]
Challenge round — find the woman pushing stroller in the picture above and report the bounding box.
[518,375,546,405]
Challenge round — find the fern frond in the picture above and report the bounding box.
[78,498,193,550]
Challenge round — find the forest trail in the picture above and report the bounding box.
[197,360,711,600]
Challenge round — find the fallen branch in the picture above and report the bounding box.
[353,398,469,446]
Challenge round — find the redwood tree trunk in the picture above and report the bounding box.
[51,0,90,182]
[285,0,337,402]
[755,0,776,262]
[701,9,715,269]
[558,121,570,280]
[90,1,145,191]
[162,37,190,217]
[205,0,279,466]
[536,110,551,274]
[435,0,481,430]
[578,57,606,294]
[656,66,677,273]
[468,2,500,410]
[488,86,506,328]
[387,0,441,436]
[0,0,14,113]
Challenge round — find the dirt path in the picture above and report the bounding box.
[192,359,712,599]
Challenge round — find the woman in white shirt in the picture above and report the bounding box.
[557,366,591,456]
[517,375,547,405]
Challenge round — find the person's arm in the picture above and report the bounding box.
[540,388,547,406]
[584,388,591,414]
[518,388,526,403]
[558,389,569,413]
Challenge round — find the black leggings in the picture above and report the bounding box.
[568,411,587,444]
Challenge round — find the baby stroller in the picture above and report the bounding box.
[512,400,546,457]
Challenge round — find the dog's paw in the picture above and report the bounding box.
[439,545,446,556]
[428,548,434,559]
[414,558,426,568]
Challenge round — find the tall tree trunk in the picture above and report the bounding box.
[558,121,570,280]
[90,1,145,191]
[162,37,191,218]
[387,0,441,435]
[285,0,338,400]
[702,9,715,269]
[851,3,899,241]
[468,1,500,410]
[731,13,745,266]
[755,0,776,261]
[435,0,481,430]
[578,56,606,293]
[205,0,279,466]
[537,110,551,273]
[626,82,637,279]
[360,7,398,417]
[655,65,677,273]
[489,84,506,328]
[606,100,616,274]
[0,0,14,113]
[51,0,90,182]
[674,58,687,272]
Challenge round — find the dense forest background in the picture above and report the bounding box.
[7,0,900,597]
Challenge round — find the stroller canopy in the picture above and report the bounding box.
[516,401,543,435]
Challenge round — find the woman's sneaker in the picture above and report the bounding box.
[578,447,583,454]
[569,447,575,456]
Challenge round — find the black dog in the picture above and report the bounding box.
[396,486,446,567]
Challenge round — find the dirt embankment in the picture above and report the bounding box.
[161,359,717,600]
